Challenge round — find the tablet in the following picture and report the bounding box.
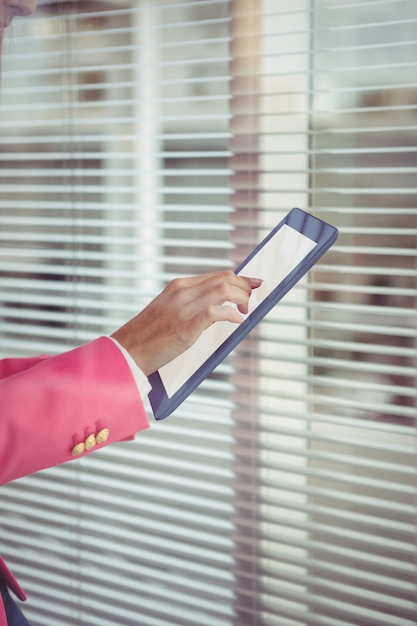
[148,208,338,419]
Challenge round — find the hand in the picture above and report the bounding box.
[111,270,262,376]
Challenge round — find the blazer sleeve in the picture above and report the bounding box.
[0,336,150,486]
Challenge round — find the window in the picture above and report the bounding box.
[1,1,416,625]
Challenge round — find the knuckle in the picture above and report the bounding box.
[168,276,186,291]
[216,270,235,296]
[216,281,229,299]
[165,276,190,301]
[207,304,217,320]
[221,269,235,282]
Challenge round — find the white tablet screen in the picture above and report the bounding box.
[159,224,317,398]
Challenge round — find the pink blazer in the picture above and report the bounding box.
[0,336,150,624]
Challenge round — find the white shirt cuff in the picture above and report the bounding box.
[108,337,152,398]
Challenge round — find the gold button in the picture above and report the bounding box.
[71,442,85,457]
[84,434,96,450]
[96,428,110,444]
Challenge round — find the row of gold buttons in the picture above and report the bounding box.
[71,428,110,457]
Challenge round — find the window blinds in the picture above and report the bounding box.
[0,1,416,626]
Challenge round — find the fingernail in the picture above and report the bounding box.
[250,278,263,288]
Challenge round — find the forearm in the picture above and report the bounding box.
[0,337,149,485]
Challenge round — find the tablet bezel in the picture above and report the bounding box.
[148,208,338,420]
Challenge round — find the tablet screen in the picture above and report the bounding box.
[159,223,317,398]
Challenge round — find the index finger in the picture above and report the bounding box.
[189,271,262,315]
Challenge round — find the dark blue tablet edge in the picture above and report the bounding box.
[149,208,338,420]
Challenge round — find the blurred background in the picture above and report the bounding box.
[0,1,416,625]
